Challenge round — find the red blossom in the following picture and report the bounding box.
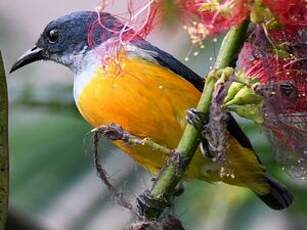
[263,0,307,26]
[181,0,250,41]
[237,26,307,176]
[238,26,307,114]
[180,0,307,42]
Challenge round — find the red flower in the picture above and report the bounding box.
[181,0,250,41]
[263,0,307,26]
[238,26,307,113]
[237,25,307,177]
[180,0,307,42]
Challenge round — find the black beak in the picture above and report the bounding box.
[10,46,44,73]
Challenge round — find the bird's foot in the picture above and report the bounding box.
[92,123,133,142]
[186,108,208,132]
[200,138,215,159]
[136,190,170,218]
[186,108,214,159]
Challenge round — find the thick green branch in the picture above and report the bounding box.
[214,21,249,69]
[0,51,9,230]
[137,21,249,220]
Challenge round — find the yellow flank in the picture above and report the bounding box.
[76,55,269,195]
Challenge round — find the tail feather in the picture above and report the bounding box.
[256,177,294,210]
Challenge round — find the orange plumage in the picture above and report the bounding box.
[76,55,268,194]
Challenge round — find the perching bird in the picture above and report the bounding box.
[11,11,293,209]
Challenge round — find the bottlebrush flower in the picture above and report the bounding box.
[237,25,307,178]
[262,0,307,26]
[180,0,307,43]
[181,0,251,43]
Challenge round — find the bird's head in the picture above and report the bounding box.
[10,11,124,73]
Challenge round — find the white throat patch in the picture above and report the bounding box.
[72,51,99,103]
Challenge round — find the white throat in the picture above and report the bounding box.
[72,50,100,103]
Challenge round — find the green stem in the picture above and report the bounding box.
[214,20,249,69]
[0,51,9,230]
[138,21,249,220]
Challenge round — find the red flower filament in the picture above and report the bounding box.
[238,25,307,177]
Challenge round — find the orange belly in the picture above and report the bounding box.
[75,57,201,174]
[75,55,270,194]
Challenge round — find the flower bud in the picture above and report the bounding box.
[224,85,262,106]
[224,82,245,103]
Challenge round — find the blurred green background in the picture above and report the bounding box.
[1,1,307,229]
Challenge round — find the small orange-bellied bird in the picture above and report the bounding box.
[11,11,293,209]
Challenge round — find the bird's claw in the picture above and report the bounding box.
[186,108,208,131]
[136,190,170,218]
[92,124,129,141]
[186,109,214,159]
[200,138,214,159]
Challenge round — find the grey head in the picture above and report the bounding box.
[10,11,124,73]
[10,10,205,91]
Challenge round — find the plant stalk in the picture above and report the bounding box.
[137,21,249,220]
[0,51,9,230]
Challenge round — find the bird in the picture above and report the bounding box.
[10,11,293,210]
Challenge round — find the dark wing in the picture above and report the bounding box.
[135,40,204,91]
[135,40,254,151]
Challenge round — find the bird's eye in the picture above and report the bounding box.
[47,29,59,44]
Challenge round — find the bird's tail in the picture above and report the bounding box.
[255,176,294,210]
